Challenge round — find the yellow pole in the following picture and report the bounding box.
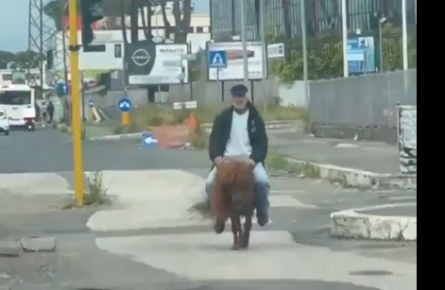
[122,112,130,126]
[68,0,84,206]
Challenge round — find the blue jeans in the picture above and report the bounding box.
[205,162,270,219]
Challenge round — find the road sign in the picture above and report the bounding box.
[141,133,159,149]
[181,54,197,61]
[118,98,132,112]
[88,100,95,107]
[208,50,228,68]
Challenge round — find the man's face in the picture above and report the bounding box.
[232,94,248,110]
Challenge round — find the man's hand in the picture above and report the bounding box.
[214,156,224,165]
[247,159,255,166]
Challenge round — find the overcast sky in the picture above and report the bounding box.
[0,0,210,52]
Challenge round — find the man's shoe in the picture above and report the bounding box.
[257,215,269,227]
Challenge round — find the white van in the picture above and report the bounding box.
[0,84,36,131]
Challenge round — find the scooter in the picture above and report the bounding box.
[25,118,35,132]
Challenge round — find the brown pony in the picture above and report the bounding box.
[211,158,255,250]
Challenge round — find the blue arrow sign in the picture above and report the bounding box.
[141,132,159,149]
[118,98,132,112]
[88,100,95,107]
[208,50,228,69]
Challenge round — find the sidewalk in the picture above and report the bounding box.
[271,138,400,174]
[269,135,415,189]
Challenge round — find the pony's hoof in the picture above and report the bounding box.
[214,221,225,234]
[231,244,240,250]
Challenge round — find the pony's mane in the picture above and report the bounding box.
[212,161,255,219]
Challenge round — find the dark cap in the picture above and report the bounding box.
[230,84,248,97]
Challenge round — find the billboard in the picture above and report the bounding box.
[347,36,376,74]
[125,41,189,85]
[206,41,268,81]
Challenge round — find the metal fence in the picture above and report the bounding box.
[308,69,417,143]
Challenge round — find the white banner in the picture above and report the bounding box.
[207,41,267,81]
[127,43,189,85]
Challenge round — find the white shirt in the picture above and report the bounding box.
[224,110,252,157]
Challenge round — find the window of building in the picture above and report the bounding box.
[114,44,122,58]
[197,26,204,33]
[2,74,11,81]
[83,44,106,53]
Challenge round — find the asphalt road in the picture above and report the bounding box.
[0,129,416,290]
[0,127,210,174]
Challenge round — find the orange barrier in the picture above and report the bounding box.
[151,112,201,148]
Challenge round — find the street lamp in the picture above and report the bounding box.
[378,17,387,72]
[299,0,309,108]
[239,0,249,88]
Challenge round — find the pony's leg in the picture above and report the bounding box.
[230,214,241,250]
[213,215,226,234]
[241,208,254,249]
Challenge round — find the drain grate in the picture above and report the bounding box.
[349,270,394,276]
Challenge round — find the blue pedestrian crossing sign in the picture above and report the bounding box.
[118,98,132,112]
[141,132,159,149]
[208,50,228,68]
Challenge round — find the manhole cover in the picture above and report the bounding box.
[349,270,394,276]
[74,288,111,290]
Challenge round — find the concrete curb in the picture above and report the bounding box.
[330,203,417,240]
[202,121,293,133]
[89,132,146,140]
[0,237,56,257]
[89,120,294,141]
[287,158,416,190]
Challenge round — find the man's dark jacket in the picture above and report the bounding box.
[208,102,268,164]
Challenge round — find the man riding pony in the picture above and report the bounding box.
[205,84,270,231]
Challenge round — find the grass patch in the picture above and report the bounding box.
[189,129,209,150]
[112,103,308,134]
[260,104,308,121]
[61,171,111,209]
[84,171,110,206]
[57,123,68,132]
[266,152,321,178]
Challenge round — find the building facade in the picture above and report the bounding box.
[210,0,417,40]
[48,10,211,83]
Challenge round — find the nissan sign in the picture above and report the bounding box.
[131,49,151,66]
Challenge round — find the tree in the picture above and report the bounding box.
[160,0,191,43]
[0,50,43,69]
[140,0,153,40]
[130,0,139,42]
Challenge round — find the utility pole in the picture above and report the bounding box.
[27,0,56,85]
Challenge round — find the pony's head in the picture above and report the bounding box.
[215,160,255,213]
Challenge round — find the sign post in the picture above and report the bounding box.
[118,98,132,126]
[208,50,228,102]
[68,0,84,206]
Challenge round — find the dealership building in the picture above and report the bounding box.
[47,4,210,85]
